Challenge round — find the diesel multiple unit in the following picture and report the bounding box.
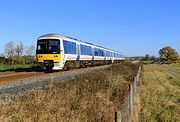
[36,34,125,70]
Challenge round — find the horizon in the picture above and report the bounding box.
[0,0,180,57]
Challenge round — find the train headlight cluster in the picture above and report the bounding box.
[54,55,58,58]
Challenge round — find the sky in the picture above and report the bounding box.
[0,0,180,57]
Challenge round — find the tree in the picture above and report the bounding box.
[159,46,179,62]
[5,41,25,64]
[144,54,150,61]
[0,53,5,64]
[5,41,16,64]
[4,41,36,65]
[15,42,24,57]
[5,41,15,58]
[26,45,35,56]
[24,45,36,64]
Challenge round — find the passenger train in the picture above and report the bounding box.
[36,34,125,70]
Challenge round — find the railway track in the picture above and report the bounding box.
[0,72,45,82]
[0,65,111,97]
[0,71,18,76]
[0,65,110,83]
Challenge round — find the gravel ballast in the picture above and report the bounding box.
[0,65,110,101]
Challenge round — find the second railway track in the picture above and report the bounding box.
[0,72,45,82]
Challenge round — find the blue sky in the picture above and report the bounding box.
[0,0,180,56]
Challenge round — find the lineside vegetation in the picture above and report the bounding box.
[0,61,139,121]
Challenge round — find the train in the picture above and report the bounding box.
[36,34,125,70]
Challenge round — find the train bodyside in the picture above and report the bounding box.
[36,34,124,70]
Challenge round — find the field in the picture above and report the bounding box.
[0,64,33,71]
[139,64,180,121]
[168,63,180,70]
[0,62,139,121]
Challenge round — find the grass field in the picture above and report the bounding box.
[142,60,154,64]
[139,64,180,121]
[0,62,139,121]
[0,64,33,71]
[168,63,180,70]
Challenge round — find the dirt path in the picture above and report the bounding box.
[161,65,180,78]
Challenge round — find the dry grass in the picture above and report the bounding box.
[0,61,139,122]
[169,63,180,70]
[138,64,180,122]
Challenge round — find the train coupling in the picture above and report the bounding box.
[44,60,54,70]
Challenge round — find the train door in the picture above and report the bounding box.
[92,47,94,61]
[77,44,80,60]
[60,39,66,69]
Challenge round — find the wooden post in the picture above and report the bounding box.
[115,66,141,122]
[115,111,121,122]
[130,83,133,114]
[128,84,130,113]
[134,76,137,94]
[128,83,133,121]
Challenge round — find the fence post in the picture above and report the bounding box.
[130,83,133,116]
[115,111,121,122]
[128,83,133,121]
[134,76,137,95]
[136,66,141,85]
[116,66,141,122]
[128,84,130,113]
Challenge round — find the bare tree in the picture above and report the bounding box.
[5,41,15,58]
[5,41,36,64]
[15,42,24,57]
[26,45,35,56]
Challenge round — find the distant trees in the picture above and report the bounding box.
[0,53,5,64]
[26,45,36,57]
[159,46,179,62]
[144,54,151,61]
[142,46,179,64]
[142,54,156,61]
[4,41,36,65]
[5,41,15,58]
[15,42,24,57]
[5,41,16,64]
[24,45,36,64]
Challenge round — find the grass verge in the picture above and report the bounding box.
[0,64,33,71]
[168,63,180,70]
[0,61,139,121]
[138,64,180,121]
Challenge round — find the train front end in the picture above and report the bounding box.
[36,34,64,70]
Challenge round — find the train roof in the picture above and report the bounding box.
[38,33,124,54]
[38,34,63,39]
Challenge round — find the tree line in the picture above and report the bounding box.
[0,41,36,65]
[0,42,179,65]
[143,46,179,64]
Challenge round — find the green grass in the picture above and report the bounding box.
[143,60,154,64]
[0,64,33,71]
